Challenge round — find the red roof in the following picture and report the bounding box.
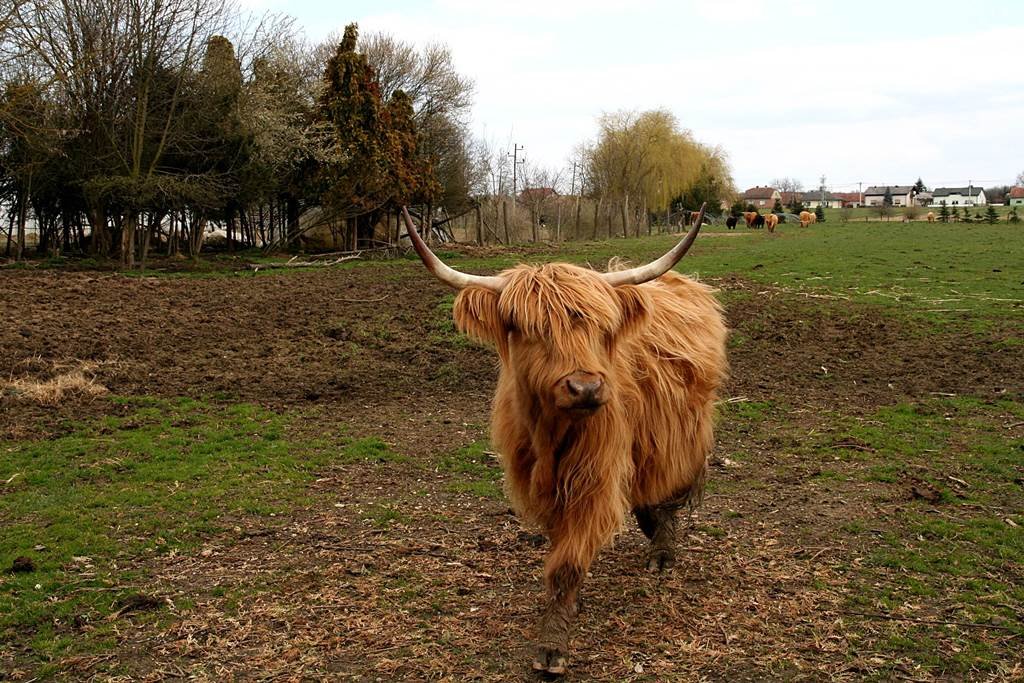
[834,192,863,202]
[742,186,777,200]
[1009,187,1024,199]
[519,187,558,201]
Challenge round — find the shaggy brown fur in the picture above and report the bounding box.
[764,213,779,233]
[452,263,728,673]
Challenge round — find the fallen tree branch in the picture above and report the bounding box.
[339,294,391,303]
[247,254,362,271]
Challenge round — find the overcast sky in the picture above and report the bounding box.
[240,0,1023,193]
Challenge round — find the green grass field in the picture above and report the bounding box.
[1,219,1021,679]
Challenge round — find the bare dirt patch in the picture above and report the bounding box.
[1,267,1017,440]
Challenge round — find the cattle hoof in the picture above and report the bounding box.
[532,645,568,676]
[646,548,676,572]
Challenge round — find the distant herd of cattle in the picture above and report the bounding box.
[704,210,814,233]
[694,209,941,232]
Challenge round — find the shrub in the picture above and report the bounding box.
[839,207,852,223]
[814,205,825,222]
[904,206,920,221]
[985,205,999,224]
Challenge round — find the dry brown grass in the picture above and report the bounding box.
[3,360,109,405]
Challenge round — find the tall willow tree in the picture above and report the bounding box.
[585,109,734,235]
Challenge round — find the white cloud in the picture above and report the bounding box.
[279,1,1023,188]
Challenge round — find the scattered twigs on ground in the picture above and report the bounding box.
[839,610,1020,632]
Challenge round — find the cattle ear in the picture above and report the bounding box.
[615,285,651,337]
[453,287,507,349]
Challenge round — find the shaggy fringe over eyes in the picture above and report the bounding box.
[497,264,629,340]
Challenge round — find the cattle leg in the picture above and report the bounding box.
[634,505,678,572]
[533,500,614,676]
[533,562,581,675]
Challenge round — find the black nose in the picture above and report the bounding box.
[564,374,604,408]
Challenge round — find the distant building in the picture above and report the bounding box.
[801,190,843,209]
[930,187,986,207]
[914,191,933,207]
[864,185,916,207]
[1009,187,1024,207]
[519,187,559,202]
[833,192,863,208]
[779,191,802,207]
[742,186,781,208]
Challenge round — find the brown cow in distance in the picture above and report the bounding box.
[764,213,779,233]
[742,210,758,228]
[799,210,813,227]
[927,211,936,222]
[402,206,728,676]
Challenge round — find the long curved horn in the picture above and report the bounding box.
[602,202,706,287]
[402,206,506,291]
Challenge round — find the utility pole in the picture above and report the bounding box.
[508,144,524,239]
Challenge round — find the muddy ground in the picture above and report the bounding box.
[1,261,1022,681]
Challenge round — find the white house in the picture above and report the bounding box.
[800,190,843,209]
[1009,187,1024,207]
[864,185,915,207]
[930,187,986,207]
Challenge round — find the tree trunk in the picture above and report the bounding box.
[15,192,27,261]
[592,197,600,240]
[502,199,510,244]
[621,195,629,238]
[475,204,483,245]
[286,196,300,247]
[167,213,177,256]
[5,210,13,257]
[120,211,137,268]
[61,209,72,254]
[575,195,582,240]
[139,213,155,271]
[87,205,110,257]
[530,205,537,242]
